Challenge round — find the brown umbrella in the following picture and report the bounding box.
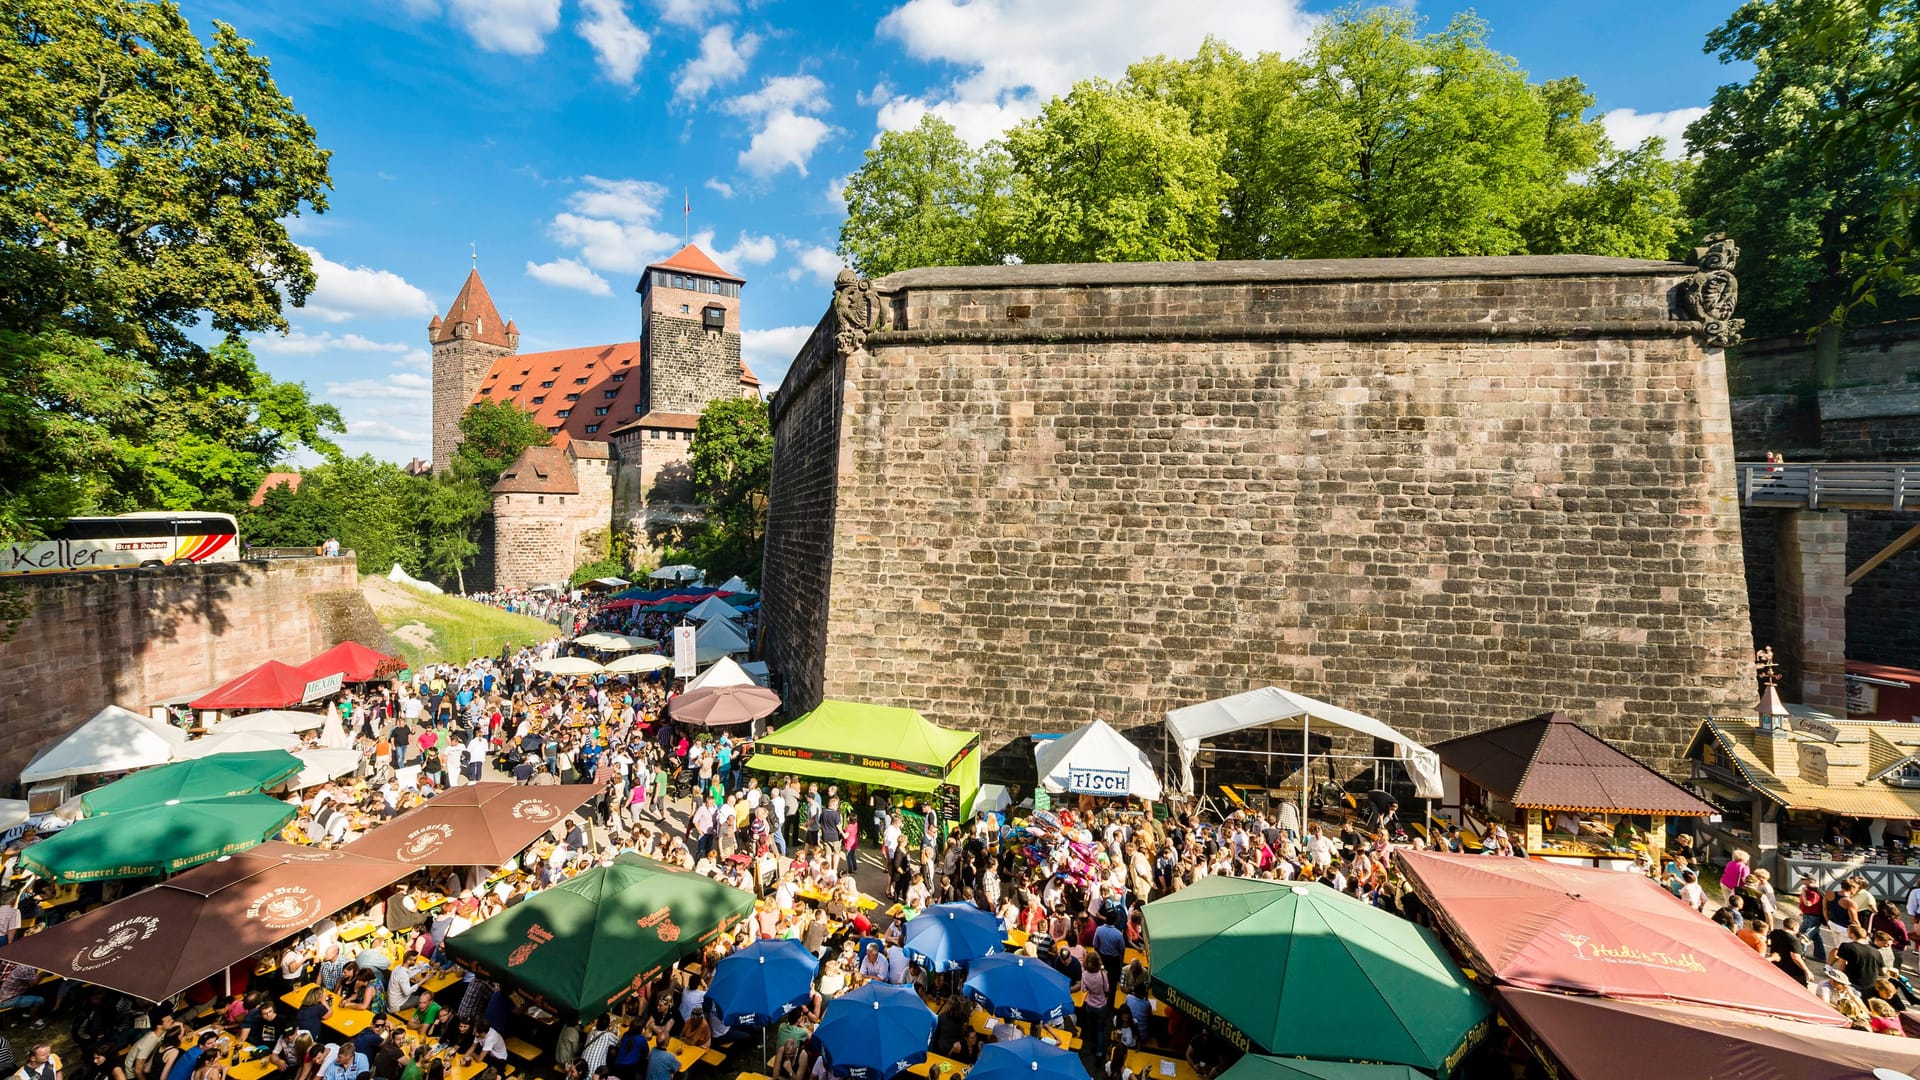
[345,782,602,866]
[667,685,782,727]
[0,841,409,1002]
[1498,987,1920,1080]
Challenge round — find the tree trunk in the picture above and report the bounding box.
[455,566,466,595]
[1814,321,1844,389]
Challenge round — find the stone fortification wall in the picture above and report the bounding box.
[0,556,369,782]
[647,313,741,416]
[762,258,1755,774]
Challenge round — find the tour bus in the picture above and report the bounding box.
[1,512,241,576]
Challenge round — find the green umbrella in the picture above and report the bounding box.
[445,853,754,1020]
[1143,877,1491,1077]
[80,750,304,816]
[1218,1057,1430,1080]
[22,794,296,883]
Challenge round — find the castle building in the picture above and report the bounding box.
[427,244,759,589]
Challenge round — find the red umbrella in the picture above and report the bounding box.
[1393,850,1845,1026]
[667,685,782,727]
[1497,987,1920,1080]
[345,782,603,866]
[190,660,316,710]
[0,842,408,1001]
[299,640,405,683]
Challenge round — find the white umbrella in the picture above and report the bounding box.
[716,575,750,593]
[606,653,672,674]
[649,564,702,582]
[209,710,328,736]
[320,703,352,750]
[573,632,656,652]
[686,656,755,691]
[286,749,363,789]
[534,656,605,677]
[175,730,301,759]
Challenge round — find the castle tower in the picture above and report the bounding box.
[637,244,746,416]
[429,268,517,473]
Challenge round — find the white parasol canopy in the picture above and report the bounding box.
[606,652,672,675]
[573,632,656,652]
[534,656,606,677]
[175,729,302,759]
[285,748,363,789]
[1164,686,1442,798]
[716,575,751,593]
[319,703,353,750]
[686,656,755,691]
[21,706,189,783]
[209,710,328,735]
[1034,719,1164,801]
[685,596,742,623]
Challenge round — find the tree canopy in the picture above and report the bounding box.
[658,396,772,586]
[838,8,1688,277]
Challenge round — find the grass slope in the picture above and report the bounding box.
[363,575,559,667]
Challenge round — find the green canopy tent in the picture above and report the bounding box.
[1217,1059,1428,1080]
[22,794,296,883]
[80,750,303,816]
[746,699,981,819]
[1143,877,1491,1078]
[444,854,753,1020]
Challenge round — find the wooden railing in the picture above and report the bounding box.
[1738,462,1920,511]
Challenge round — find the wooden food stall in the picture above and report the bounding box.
[1434,710,1713,867]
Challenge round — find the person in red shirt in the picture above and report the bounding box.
[1798,874,1830,962]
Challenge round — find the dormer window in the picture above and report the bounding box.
[531,396,546,404]
[476,318,483,334]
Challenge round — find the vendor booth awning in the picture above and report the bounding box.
[686,656,755,691]
[1165,687,1442,797]
[344,782,601,865]
[20,706,188,783]
[1034,719,1163,801]
[693,616,750,659]
[0,841,410,1001]
[1688,716,1920,819]
[207,710,329,736]
[189,660,331,711]
[1496,986,1920,1080]
[1393,849,1846,1026]
[298,640,404,684]
[1434,711,1713,816]
[748,700,981,813]
[445,853,752,1020]
[79,750,303,815]
[686,595,742,623]
[22,793,296,882]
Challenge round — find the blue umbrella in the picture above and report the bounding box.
[968,1039,1091,1080]
[815,983,936,1080]
[903,902,1005,973]
[963,954,1075,1025]
[709,939,818,1027]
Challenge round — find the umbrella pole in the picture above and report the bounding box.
[1300,712,1309,833]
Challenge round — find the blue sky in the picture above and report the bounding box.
[176,0,1747,463]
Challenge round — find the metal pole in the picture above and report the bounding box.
[1300,713,1310,832]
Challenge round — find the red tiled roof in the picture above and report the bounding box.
[492,445,579,495]
[639,412,701,430]
[432,269,513,347]
[249,472,302,507]
[739,359,761,387]
[647,243,744,284]
[1433,710,1715,816]
[571,440,612,459]
[476,342,641,442]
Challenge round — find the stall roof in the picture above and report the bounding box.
[1165,687,1441,797]
[1433,710,1712,816]
[189,660,319,711]
[747,699,977,793]
[1034,719,1163,801]
[19,706,188,783]
[1688,717,1920,820]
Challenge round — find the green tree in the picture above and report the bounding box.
[838,115,1014,277]
[671,397,773,585]
[240,477,335,550]
[0,1,332,538]
[240,456,426,570]
[1685,0,1918,382]
[452,398,554,487]
[1003,81,1231,264]
[417,400,552,591]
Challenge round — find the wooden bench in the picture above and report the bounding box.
[504,1038,542,1063]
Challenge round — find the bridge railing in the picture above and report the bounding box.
[1738,462,1920,510]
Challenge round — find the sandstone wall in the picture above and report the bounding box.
[0,556,368,783]
[647,313,741,416]
[763,258,1755,775]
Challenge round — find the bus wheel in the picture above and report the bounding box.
[139,560,164,568]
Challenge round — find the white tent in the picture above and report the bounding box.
[286,748,363,790]
[650,564,702,582]
[1034,719,1164,801]
[319,703,353,750]
[686,595,742,623]
[694,617,749,656]
[20,705,189,783]
[209,710,328,735]
[387,563,443,594]
[606,653,672,675]
[176,729,301,759]
[687,656,755,691]
[1164,686,1442,799]
[716,575,751,593]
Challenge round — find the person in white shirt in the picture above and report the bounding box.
[884,944,910,984]
[388,961,424,1011]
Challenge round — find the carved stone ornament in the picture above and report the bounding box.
[833,269,878,356]
[1679,234,1744,347]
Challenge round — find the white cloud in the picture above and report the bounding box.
[541,177,681,275]
[325,372,432,402]
[874,0,1317,143]
[397,349,432,373]
[653,0,735,30]
[705,177,736,200]
[742,325,815,390]
[694,229,778,270]
[577,0,650,85]
[299,247,439,324]
[1599,106,1706,159]
[526,257,614,295]
[252,330,412,356]
[825,174,850,212]
[785,243,844,285]
[725,75,836,177]
[435,0,563,54]
[675,24,759,102]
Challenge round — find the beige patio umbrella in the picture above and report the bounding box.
[534,656,605,677]
[573,632,656,652]
[606,653,673,674]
